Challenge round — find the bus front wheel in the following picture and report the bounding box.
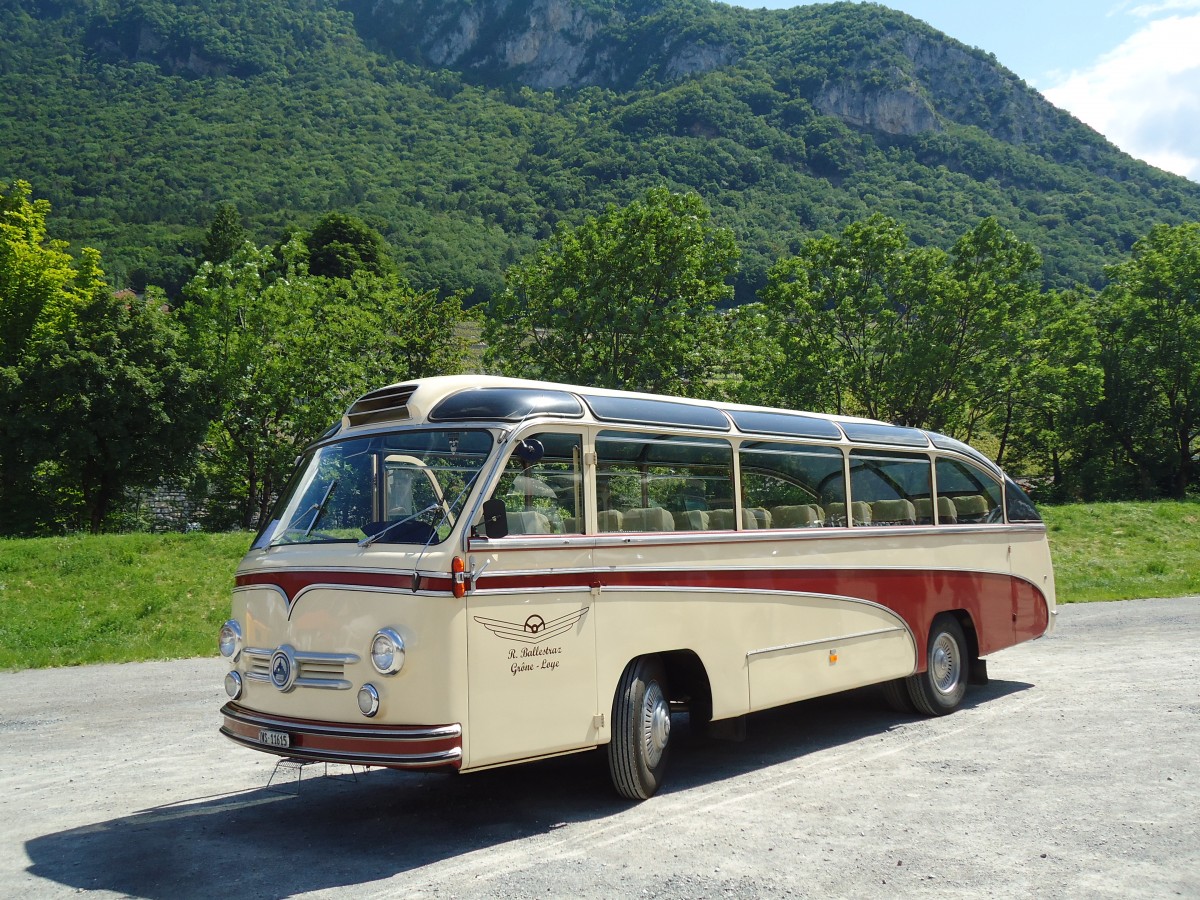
[608,656,672,800]
[906,616,969,716]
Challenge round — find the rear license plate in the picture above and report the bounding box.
[258,729,290,749]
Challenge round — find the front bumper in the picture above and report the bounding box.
[220,703,462,770]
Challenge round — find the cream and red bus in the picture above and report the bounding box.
[218,375,1054,799]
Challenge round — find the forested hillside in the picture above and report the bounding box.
[4,0,1200,303]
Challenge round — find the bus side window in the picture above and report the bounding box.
[848,450,931,527]
[595,431,733,532]
[739,442,846,528]
[489,433,584,535]
[935,458,1003,524]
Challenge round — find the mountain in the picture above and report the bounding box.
[3,0,1199,302]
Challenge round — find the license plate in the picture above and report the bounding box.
[258,729,290,749]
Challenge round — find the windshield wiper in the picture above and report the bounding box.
[301,479,338,538]
[358,503,439,547]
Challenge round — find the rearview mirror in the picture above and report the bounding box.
[482,498,509,539]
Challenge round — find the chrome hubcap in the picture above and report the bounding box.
[930,632,962,695]
[642,681,671,768]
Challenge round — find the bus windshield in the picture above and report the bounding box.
[257,429,494,547]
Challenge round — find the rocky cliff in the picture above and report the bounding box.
[345,0,738,90]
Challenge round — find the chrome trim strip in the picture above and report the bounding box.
[294,677,352,691]
[244,671,351,691]
[221,706,463,741]
[747,626,907,658]
[471,586,594,597]
[475,563,1017,582]
[290,583,451,605]
[244,648,359,665]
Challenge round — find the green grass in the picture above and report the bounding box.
[0,532,250,670]
[1,501,1198,670]
[1044,500,1200,602]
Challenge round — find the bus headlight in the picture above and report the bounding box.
[370,628,405,675]
[224,671,243,700]
[218,620,243,660]
[358,683,380,717]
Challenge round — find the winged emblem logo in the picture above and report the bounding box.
[474,608,589,645]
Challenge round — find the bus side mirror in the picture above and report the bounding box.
[482,498,509,539]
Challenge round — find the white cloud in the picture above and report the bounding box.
[1044,12,1200,181]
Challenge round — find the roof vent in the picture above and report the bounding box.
[346,384,417,428]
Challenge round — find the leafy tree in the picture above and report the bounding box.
[17,287,209,532]
[1096,222,1200,498]
[1,181,97,530]
[200,202,248,265]
[761,215,1041,433]
[0,180,90,374]
[989,287,1104,495]
[484,187,739,394]
[306,212,396,280]
[182,237,470,529]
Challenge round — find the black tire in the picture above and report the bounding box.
[608,656,672,800]
[881,677,917,713]
[906,616,969,716]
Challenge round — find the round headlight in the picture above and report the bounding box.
[218,620,243,659]
[224,671,243,700]
[370,627,405,675]
[358,683,380,717]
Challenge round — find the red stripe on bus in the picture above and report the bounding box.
[234,567,1048,657]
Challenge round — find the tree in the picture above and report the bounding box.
[989,288,1104,496]
[0,180,91,374]
[17,287,209,532]
[200,202,248,265]
[306,212,396,280]
[761,215,1041,434]
[1096,222,1200,498]
[182,237,471,529]
[0,182,99,531]
[484,187,739,395]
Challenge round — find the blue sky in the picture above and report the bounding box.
[721,1,1200,181]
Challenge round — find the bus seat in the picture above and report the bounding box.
[937,496,958,524]
[507,510,551,535]
[871,499,916,525]
[681,510,711,530]
[771,505,822,528]
[914,498,933,524]
[830,502,872,526]
[705,508,752,529]
[749,508,772,529]
[954,495,989,522]
[597,509,624,532]
[622,507,675,532]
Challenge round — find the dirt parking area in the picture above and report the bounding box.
[1,597,1197,899]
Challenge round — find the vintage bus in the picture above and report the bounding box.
[218,375,1054,799]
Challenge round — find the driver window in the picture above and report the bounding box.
[490,432,585,535]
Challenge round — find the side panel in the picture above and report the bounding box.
[744,596,915,711]
[465,543,599,768]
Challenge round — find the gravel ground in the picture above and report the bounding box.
[1,597,1197,899]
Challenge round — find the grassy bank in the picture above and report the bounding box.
[1043,500,1200,603]
[1,502,1198,670]
[0,532,250,670]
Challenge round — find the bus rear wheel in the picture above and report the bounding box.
[905,616,968,716]
[608,656,672,800]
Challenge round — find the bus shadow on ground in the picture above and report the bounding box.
[24,679,1031,899]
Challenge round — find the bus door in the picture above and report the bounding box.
[465,430,599,768]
